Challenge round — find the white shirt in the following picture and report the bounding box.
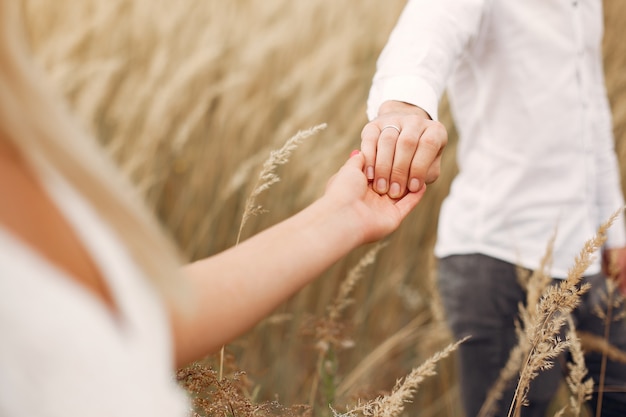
[367,0,626,278]
[0,163,190,416]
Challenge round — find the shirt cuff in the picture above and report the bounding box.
[366,75,440,121]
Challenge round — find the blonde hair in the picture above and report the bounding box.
[0,2,186,305]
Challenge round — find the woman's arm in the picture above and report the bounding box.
[170,152,425,367]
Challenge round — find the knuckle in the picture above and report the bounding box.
[361,122,379,140]
[391,166,409,180]
[419,134,441,149]
[406,113,427,125]
[427,165,441,183]
[430,122,449,142]
[397,135,419,152]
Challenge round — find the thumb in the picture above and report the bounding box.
[344,149,365,170]
[326,150,365,190]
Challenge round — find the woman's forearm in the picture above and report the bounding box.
[172,196,362,366]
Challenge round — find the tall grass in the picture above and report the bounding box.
[21,0,626,415]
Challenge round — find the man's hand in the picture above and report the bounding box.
[360,100,448,198]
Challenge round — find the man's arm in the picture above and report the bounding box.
[362,0,489,197]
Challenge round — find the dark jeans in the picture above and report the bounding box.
[438,254,626,417]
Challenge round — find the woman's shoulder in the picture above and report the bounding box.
[0,226,190,416]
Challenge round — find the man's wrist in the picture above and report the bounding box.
[378,100,431,119]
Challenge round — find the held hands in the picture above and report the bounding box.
[361,100,448,198]
[324,150,425,244]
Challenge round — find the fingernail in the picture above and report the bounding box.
[367,166,374,180]
[389,182,401,197]
[376,178,387,193]
[409,178,420,192]
[350,149,360,158]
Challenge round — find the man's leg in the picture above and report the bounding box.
[574,273,626,417]
[437,254,562,417]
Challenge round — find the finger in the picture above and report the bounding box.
[346,149,365,169]
[374,125,401,194]
[325,150,365,192]
[395,185,427,219]
[388,126,424,198]
[408,123,447,191]
[360,123,380,180]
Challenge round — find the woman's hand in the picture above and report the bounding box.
[323,150,426,244]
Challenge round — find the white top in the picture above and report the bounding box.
[0,164,190,416]
[367,0,626,278]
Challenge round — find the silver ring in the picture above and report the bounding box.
[381,124,401,134]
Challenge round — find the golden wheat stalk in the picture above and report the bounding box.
[564,316,594,417]
[219,123,326,381]
[336,312,435,398]
[309,242,389,411]
[336,337,468,417]
[478,229,557,417]
[327,242,389,323]
[237,123,327,243]
[579,331,626,364]
[594,274,618,417]
[525,228,557,314]
[508,210,620,417]
[477,328,527,417]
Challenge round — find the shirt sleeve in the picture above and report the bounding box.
[366,0,490,121]
[590,47,626,248]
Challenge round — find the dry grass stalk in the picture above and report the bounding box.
[219,123,326,380]
[177,363,311,417]
[594,270,619,417]
[336,312,435,398]
[510,313,573,417]
[308,243,388,412]
[578,331,626,364]
[524,229,557,314]
[508,210,620,417]
[335,337,468,417]
[477,326,527,417]
[426,256,447,324]
[478,230,557,417]
[591,281,626,322]
[564,316,594,417]
[327,243,389,324]
[237,123,327,243]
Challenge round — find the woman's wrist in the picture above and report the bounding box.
[307,195,366,249]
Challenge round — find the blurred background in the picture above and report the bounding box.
[21,1,626,416]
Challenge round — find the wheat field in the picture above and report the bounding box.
[21,0,626,416]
